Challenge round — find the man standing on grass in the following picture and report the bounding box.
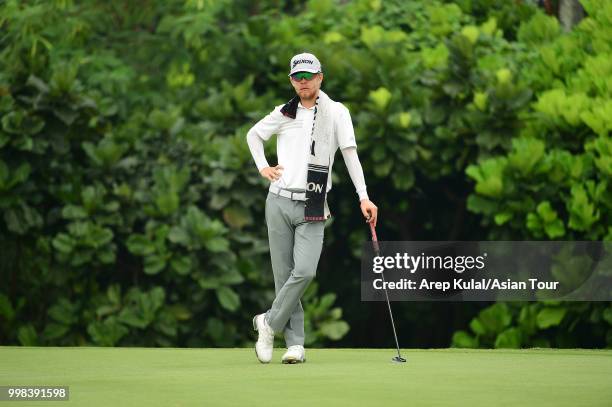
[246,52,378,364]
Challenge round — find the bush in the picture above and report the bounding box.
[0,0,347,347]
[456,1,612,348]
[1,0,609,349]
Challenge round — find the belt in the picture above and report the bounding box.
[269,185,306,201]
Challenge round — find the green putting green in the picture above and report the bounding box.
[1,347,611,406]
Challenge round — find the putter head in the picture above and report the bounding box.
[392,356,407,363]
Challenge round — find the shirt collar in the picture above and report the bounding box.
[298,101,316,110]
[297,89,325,110]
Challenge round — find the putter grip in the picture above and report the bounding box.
[369,223,380,255]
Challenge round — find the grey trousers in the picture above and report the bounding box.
[264,191,326,347]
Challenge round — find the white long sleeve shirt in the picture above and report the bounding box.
[246,93,369,201]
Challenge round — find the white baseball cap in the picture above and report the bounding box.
[288,52,322,76]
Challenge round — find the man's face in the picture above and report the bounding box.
[289,72,323,100]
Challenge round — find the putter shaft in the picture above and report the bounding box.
[369,223,406,363]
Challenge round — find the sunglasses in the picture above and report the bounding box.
[290,72,317,81]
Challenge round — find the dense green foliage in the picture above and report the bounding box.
[453,0,612,348]
[0,0,610,348]
[0,0,349,347]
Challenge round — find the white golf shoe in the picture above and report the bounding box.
[281,345,306,364]
[253,313,274,363]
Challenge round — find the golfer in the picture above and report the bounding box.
[246,52,378,364]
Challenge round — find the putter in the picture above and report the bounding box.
[369,222,407,363]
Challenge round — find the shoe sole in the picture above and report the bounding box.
[282,357,306,364]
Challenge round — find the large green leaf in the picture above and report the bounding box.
[222,206,252,229]
[0,294,14,320]
[476,303,512,334]
[87,317,129,346]
[319,321,349,340]
[494,327,522,348]
[170,255,192,275]
[451,330,478,348]
[466,158,507,198]
[1,110,44,135]
[216,286,240,312]
[4,203,43,235]
[126,234,156,256]
[17,325,38,346]
[536,307,567,329]
[52,233,75,254]
[144,254,168,275]
[43,323,70,340]
[368,87,392,111]
[48,298,78,325]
